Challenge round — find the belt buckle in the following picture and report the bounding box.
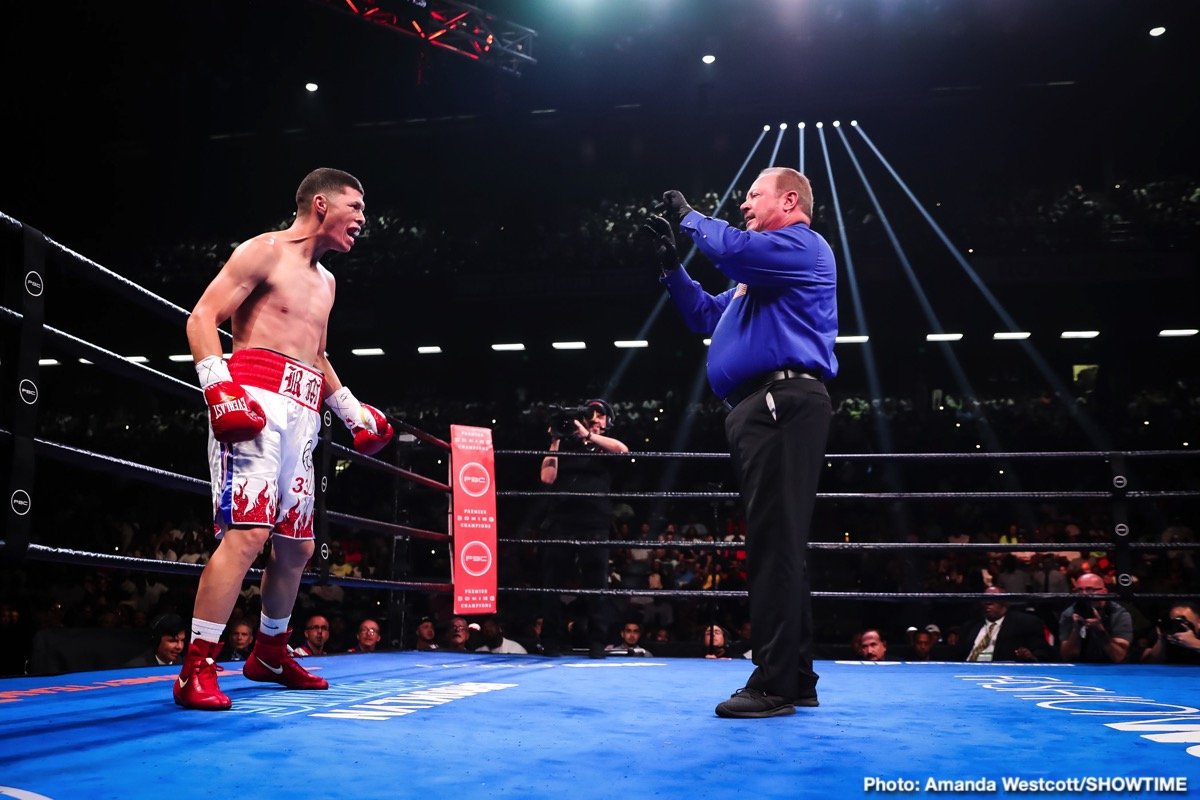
[725,368,805,411]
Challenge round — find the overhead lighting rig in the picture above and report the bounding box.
[319,0,537,76]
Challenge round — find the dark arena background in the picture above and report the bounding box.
[2,1,1199,798]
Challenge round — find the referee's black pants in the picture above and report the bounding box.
[725,376,831,700]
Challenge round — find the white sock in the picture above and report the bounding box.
[260,613,290,637]
[190,618,226,644]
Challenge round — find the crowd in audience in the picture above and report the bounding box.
[138,176,1198,303]
[5,375,1198,674]
[2,478,1196,675]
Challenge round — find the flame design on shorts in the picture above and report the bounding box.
[232,480,249,518]
[248,484,274,524]
[274,500,315,539]
[232,480,275,525]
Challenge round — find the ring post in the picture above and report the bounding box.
[1109,454,1134,596]
[313,408,334,582]
[2,224,47,561]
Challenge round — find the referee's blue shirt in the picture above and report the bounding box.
[662,210,838,400]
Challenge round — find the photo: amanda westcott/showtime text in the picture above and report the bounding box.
[863,776,1190,794]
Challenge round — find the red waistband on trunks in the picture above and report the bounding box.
[229,348,325,412]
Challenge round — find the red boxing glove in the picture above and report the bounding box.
[326,386,394,456]
[353,403,394,456]
[204,382,267,443]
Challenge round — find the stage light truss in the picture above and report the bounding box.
[320,0,537,75]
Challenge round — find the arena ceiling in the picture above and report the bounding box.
[4,0,1194,235]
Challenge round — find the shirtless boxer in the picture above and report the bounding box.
[175,168,393,710]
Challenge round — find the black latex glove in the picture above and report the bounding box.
[639,215,680,274]
[660,190,694,223]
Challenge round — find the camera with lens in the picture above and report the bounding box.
[545,399,615,443]
[546,405,591,441]
[1073,598,1095,619]
[1161,616,1194,635]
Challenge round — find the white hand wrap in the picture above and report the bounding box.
[324,386,376,433]
[195,355,232,389]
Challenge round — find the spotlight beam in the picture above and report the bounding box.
[832,124,1004,457]
[798,124,805,174]
[816,126,890,449]
[768,123,787,167]
[851,123,1112,450]
[817,124,908,531]
[838,123,1033,523]
[650,358,713,523]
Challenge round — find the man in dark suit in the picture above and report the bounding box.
[957,586,1053,662]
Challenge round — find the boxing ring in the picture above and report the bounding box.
[3,212,1200,799]
[2,655,1199,798]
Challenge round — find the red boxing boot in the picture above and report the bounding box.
[243,630,329,690]
[174,639,232,711]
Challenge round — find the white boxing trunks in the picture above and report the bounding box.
[208,348,325,539]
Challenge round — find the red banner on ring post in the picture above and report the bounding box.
[449,425,498,615]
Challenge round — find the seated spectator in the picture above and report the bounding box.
[907,629,936,661]
[123,613,186,667]
[293,614,331,656]
[309,580,345,607]
[727,619,752,658]
[442,616,471,652]
[1140,601,1200,665]
[347,618,383,653]
[607,621,652,656]
[1058,572,1132,663]
[474,615,527,654]
[853,629,888,661]
[413,616,439,651]
[957,587,1052,662]
[518,615,556,656]
[992,554,1034,594]
[328,548,355,579]
[221,622,255,662]
[1030,553,1070,594]
[702,624,729,659]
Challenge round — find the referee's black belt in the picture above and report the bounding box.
[724,368,821,410]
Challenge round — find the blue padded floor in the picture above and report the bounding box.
[1,653,1198,799]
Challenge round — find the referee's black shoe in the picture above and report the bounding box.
[716,688,807,718]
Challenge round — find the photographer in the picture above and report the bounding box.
[1140,601,1200,665]
[538,400,629,658]
[1058,572,1133,663]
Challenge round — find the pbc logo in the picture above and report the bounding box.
[25,270,44,297]
[11,489,32,516]
[19,379,39,404]
[457,462,491,498]
[459,540,493,577]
